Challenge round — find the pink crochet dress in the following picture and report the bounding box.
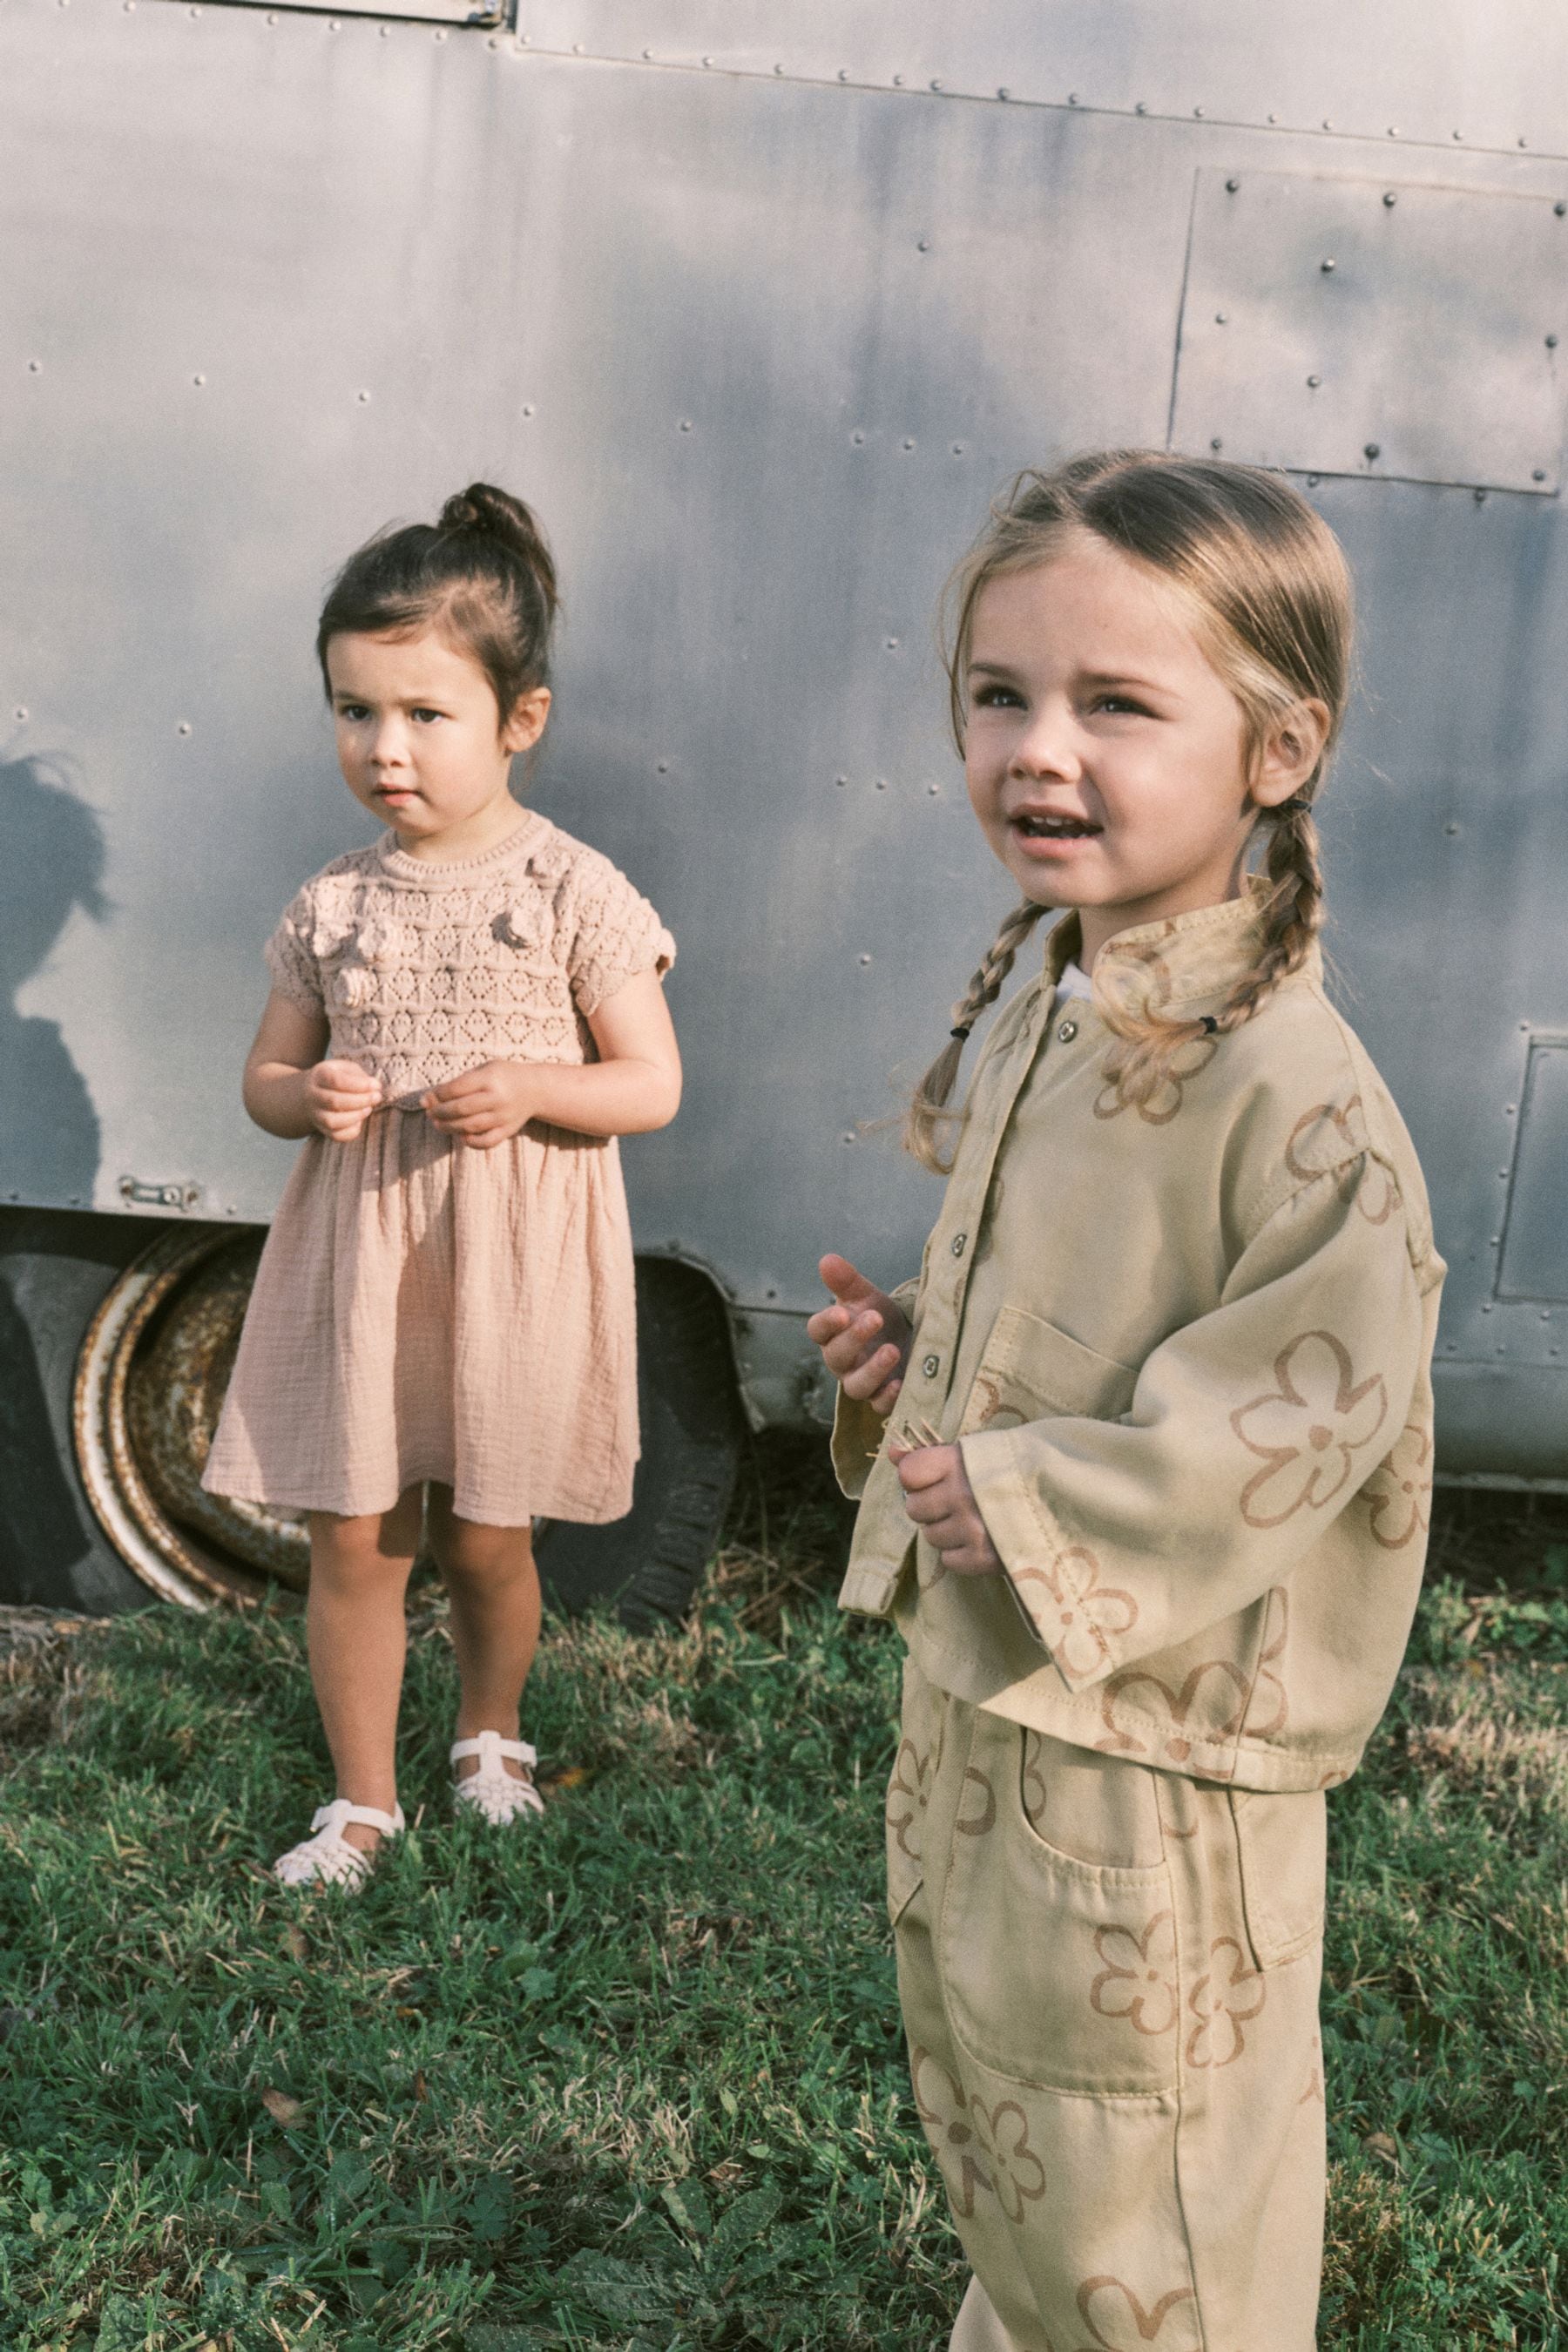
[203,811,675,1526]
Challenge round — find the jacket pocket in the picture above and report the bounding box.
[938,1713,1177,2095]
[958,1306,1137,1437]
[1230,1788,1328,1969]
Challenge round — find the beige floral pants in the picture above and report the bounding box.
[888,1659,1328,2352]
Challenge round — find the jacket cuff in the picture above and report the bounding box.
[837,1557,906,1617]
[960,1426,1131,1693]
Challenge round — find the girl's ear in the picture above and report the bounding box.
[501,686,551,756]
[1251,697,1331,809]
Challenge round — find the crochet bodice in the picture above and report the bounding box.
[264,812,675,1105]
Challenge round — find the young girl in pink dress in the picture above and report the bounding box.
[204,483,680,1889]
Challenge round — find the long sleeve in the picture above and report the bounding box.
[960,1153,1428,1693]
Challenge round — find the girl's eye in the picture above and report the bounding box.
[972,683,1025,710]
[1091,693,1154,719]
[337,703,371,722]
[410,707,446,725]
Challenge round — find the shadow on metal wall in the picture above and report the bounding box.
[0,754,107,1204]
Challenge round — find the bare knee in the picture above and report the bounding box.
[309,1497,421,1592]
[432,1512,533,1590]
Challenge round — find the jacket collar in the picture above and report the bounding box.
[1043,882,1322,1025]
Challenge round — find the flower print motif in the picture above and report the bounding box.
[910,2048,993,2217]
[1089,1911,1179,2038]
[1283,1096,1402,1225]
[1096,1659,1249,1769]
[969,1372,1023,1434]
[954,1764,997,1838]
[1300,2034,1326,2106]
[886,1733,935,1866]
[967,2096,1048,2223]
[1242,1585,1290,1740]
[1010,1545,1139,1681]
[1073,2274,1202,2351]
[1231,1330,1389,1530]
[1092,1032,1217,1127]
[1185,1936,1266,2069]
[1022,1730,1050,1828]
[1364,1417,1434,1552]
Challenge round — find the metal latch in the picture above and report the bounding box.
[118,1176,203,1212]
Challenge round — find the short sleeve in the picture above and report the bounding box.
[564,851,676,1017]
[263,889,326,1017]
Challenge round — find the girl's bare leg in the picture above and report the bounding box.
[426,1485,540,1782]
[306,1488,423,1853]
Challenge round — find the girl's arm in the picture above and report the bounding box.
[422,968,681,1148]
[242,990,383,1141]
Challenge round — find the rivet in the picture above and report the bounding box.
[837,67,848,81]
[1135,101,1147,115]
[859,953,872,966]
[841,1132,855,1146]
[357,389,370,403]
[28,360,41,374]
[1307,374,1321,388]
[1452,128,1463,140]
[1308,474,1321,487]
[1519,138,1530,150]
[1534,468,1549,482]
[1364,442,1381,460]
[642,47,652,58]
[434,26,446,37]
[875,777,888,789]
[1383,190,1397,206]
[1210,436,1223,451]
[1521,1020,1531,1030]
[522,402,535,416]
[1557,201,1567,217]
[1320,256,1336,273]
[571,40,583,52]
[928,782,940,795]
[1267,112,1279,125]
[486,31,499,45]
[679,419,693,432]
[13,706,27,720]
[701,54,713,67]
[1321,118,1333,131]
[835,775,848,787]
[930,78,943,91]
[1067,91,1078,105]
[917,237,931,252]
[1473,489,1486,504]
[1225,176,1240,192]
[774,63,784,76]
[193,372,206,387]
[1445,821,1460,835]
[177,720,193,736]
[1214,311,1228,324]
[886,637,899,648]
[1387,125,1399,137]
[1506,1105,1517,1115]
[902,436,915,449]
[1193,105,1205,118]
[1547,335,1558,348]
[894,75,904,87]
[952,441,966,456]
[657,760,669,774]
[997,85,1010,100]
[851,430,865,445]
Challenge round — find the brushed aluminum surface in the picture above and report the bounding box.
[1,3,1566,1474]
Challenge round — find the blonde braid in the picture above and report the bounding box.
[904,901,1047,1173]
[1097,798,1325,1112]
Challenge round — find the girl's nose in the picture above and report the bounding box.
[368,719,409,767]
[1010,705,1081,781]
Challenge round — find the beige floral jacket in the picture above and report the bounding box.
[835,892,1444,1794]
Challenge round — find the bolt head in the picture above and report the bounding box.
[1364,443,1381,460]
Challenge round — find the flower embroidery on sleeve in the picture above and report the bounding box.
[967,2096,1048,2223]
[1089,1911,1179,2038]
[1284,1097,1402,1225]
[1364,1417,1434,1551]
[1231,1331,1389,1529]
[1010,1545,1139,1680]
[1185,1936,1267,2068]
[911,2048,994,2217]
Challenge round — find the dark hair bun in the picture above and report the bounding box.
[438,483,558,615]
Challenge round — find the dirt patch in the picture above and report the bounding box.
[0,1605,102,1760]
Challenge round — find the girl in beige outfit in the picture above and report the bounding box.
[204,485,680,1889]
[812,454,1443,2350]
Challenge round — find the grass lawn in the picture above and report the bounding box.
[1,1444,1566,2351]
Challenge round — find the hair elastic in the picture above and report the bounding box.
[1200,1015,1219,1034]
[950,1024,972,1042]
[1276,794,1313,816]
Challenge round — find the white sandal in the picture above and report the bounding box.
[450,1732,545,1826]
[273,1799,405,1889]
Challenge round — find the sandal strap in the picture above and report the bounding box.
[449,1733,537,1770]
[308,1799,405,1839]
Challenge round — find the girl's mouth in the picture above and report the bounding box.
[1011,812,1101,840]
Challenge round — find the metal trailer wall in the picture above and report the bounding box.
[1,0,1566,1489]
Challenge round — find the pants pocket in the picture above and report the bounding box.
[938,1713,1178,2094]
[1231,1788,1328,1969]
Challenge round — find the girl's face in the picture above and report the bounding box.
[326,628,549,858]
[963,533,1327,968]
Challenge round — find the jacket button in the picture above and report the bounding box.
[922,1353,940,1378]
[1057,1017,1079,1044]
[950,1232,967,1257]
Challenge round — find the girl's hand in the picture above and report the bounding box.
[808,1254,913,1416]
[422,1061,540,1150]
[302,1058,383,1143]
[890,1441,1003,1576]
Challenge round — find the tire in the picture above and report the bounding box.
[0,1208,155,1612]
[537,1256,744,1628]
[0,1210,743,1625]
